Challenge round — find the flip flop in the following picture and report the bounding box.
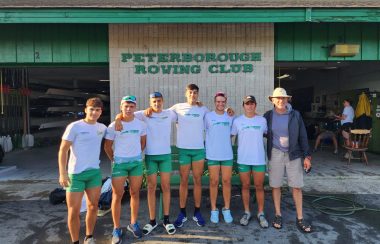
[163,223,176,235]
[142,223,158,235]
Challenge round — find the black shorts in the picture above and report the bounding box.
[341,122,354,132]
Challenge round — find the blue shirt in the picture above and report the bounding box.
[272,110,289,152]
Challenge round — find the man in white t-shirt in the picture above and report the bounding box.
[58,97,107,244]
[104,95,147,242]
[114,92,177,236]
[335,99,355,146]
[170,84,209,228]
[231,95,269,228]
[205,92,234,224]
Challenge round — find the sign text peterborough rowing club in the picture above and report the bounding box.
[121,52,262,75]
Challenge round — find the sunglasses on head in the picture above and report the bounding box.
[122,95,136,102]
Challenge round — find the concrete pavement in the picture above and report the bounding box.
[1,145,380,243]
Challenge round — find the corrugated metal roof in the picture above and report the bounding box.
[1,0,380,8]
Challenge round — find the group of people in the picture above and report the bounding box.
[58,84,313,244]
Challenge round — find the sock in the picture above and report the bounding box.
[163,215,170,225]
[194,207,200,215]
[180,207,186,216]
[150,219,157,226]
[73,241,79,244]
[84,235,93,240]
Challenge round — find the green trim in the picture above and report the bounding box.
[1,8,380,23]
[0,62,108,67]
[275,23,380,61]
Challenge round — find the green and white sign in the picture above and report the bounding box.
[121,52,262,74]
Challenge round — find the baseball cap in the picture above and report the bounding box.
[243,95,256,104]
[120,95,137,105]
[149,92,163,98]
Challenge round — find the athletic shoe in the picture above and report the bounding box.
[257,213,269,228]
[83,237,95,244]
[210,209,219,224]
[174,212,187,228]
[127,223,143,239]
[333,149,338,155]
[193,211,206,227]
[111,228,123,244]
[240,212,251,226]
[222,208,233,223]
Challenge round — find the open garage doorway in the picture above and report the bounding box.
[0,66,109,148]
[274,61,380,153]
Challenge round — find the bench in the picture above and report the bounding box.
[156,146,269,220]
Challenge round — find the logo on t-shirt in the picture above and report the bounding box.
[121,130,140,134]
[212,121,230,126]
[242,125,261,131]
[184,113,200,118]
[97,130,104,136]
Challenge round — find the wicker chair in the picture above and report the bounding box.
[343,129,371,165]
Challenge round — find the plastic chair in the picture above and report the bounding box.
[342,129,371,165]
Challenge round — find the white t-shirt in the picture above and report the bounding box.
[105,118,147,161]
[205,111,233,160]
[134,110,177,155]
[342,106,355,125]
[170,103,209,149]
[231,115,267,166]
[62,120,106,174]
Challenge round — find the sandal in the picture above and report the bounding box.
[296,218,312,233]
[257,213,269,228]
[163,223,176,235]
[272,215,282,229]
[142,223,158,235]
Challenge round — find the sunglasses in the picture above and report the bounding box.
[122,95,136,102]
[149,92,163,98]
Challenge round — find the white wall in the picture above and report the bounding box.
[108,23,274,119]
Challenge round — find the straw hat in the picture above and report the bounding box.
[268,87,292,102]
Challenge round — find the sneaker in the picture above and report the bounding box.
[111,228,123,244]
[333,149,338,155]
[193,211,206,227]
[240,212,251,226]
[257,213,269,228]
[210,209,219,224]
[127,223,143,239]
[222,208,233,223]
[174,212,187,228]
[84,237,95,244]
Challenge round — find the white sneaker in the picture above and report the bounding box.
[84,237,95,244]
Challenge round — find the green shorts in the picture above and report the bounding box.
[238,164,266,173]
[112,161,143,178]
[145,154,172,175]
[67,168,102,192]
[207,159,233,167]
[178,148,205,165]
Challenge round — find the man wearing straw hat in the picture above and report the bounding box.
[264,87,312,233]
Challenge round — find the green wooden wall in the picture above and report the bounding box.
[275,23,380,61]
[0,24,108,64]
